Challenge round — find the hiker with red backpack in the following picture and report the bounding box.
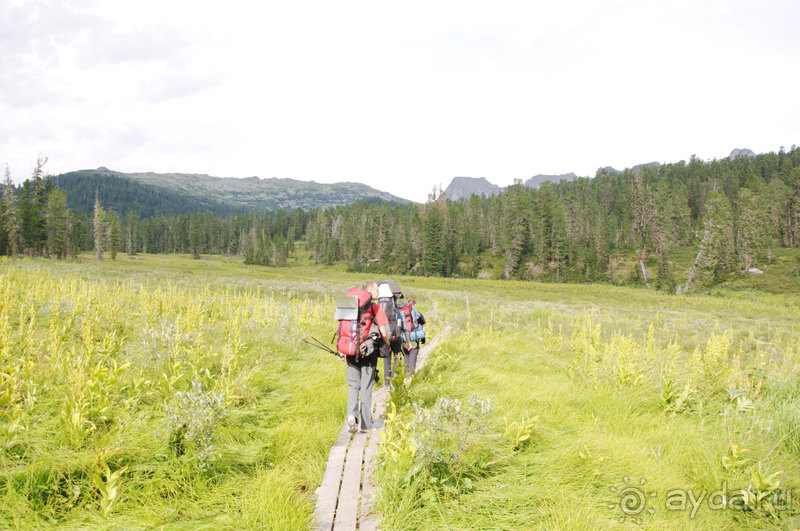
[400,298,427,375]
[377,280,412,387]
[334,281,389,434]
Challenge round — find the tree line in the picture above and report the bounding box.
[53,170,238,219]
[303,146,800,290]
[2,148,799,291]
[0,159,310,263]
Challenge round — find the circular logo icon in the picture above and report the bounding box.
[608,477,656,524]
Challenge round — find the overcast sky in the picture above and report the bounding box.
[2,0,798,203]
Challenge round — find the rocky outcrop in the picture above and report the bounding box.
[444,177,504,201]
[596,166,621,175]
[730,148,756,160]
[523,173,578,189]
[631,162,661,172]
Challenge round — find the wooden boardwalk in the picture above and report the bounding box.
[313,324,449,531]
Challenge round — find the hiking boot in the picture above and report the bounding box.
[346,416,358,433]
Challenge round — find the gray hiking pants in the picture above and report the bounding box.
[346,353,376,430]
[403,345,419,375]
[383,341,404,386]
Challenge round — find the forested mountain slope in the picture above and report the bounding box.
[52,170,238,219]
[53,167,410,216]
[121,169,409,211]
[5,147,799,295]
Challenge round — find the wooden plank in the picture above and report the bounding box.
[334,423,352,448]
[360,445,378,531]
[374,402,386,422]
[350,431,369,448]
[333,446,364,531]
[315,326,451,531]
[313,445,347,531]
[372,386,388,403]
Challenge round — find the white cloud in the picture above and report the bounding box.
[1,0,798,201]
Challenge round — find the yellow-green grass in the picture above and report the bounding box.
[1,253,799,530]
[0,254,360,530]
[375,278,800,530]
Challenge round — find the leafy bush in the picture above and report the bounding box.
[164,380,228,471]
[410,393,493,479]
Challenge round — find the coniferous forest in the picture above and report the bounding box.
[2,147,799,291]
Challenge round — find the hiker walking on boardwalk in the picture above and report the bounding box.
[400,298,427,375]
[334,281,389,433]
[377,280,411,386]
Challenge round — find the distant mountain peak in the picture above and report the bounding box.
[596,162,660,176]
[524,173,578,189]
[597,166,620,175]
[630,162,660,172]
[729,148,756,160]
[444,177,503,201]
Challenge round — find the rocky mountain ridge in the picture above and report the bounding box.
[444,148,755,200]
[87,168,410,211]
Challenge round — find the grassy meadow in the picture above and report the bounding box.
[376,278,800,530]
[1,253,799,530]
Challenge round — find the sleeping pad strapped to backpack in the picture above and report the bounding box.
[377,282,402,343]
[400,303,426,342]
[335,288,377,357]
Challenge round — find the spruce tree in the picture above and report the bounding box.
[108,209,121,260]
[422,205,445,276]
[46,188,68,258]
[501,181,531,278]
[736,188,767,270]
[654,246,676,292]
[190,214,203,259]
[126,210,139,255]
[698,191,735,284]
[1,165,19,256]
[93,192,107,262]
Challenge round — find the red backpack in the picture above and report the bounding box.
[400,304,415,335]
[400,303,425,342]
[335,288,376,357]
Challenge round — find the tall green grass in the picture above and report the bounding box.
[0,254,361,530]
[2,253,799,530]
[375,278,800,530]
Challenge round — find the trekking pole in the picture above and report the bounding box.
[301,337,339,356]
[310,336,337,353]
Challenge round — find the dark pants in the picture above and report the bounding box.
[404,345,419,375]
[383,341,404,386]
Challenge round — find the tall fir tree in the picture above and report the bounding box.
[107,209,121,260]
[1,165,20,256]
[697,191,735,284]
[190,214,204,259]
[422,205,445,276]
[19,157,51,255]
[46,188,68,258]
[93,192,107,262]
[501,181,532,278]
[126,210,139,255]
[736,187,767,270]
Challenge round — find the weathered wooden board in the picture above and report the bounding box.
[314,323,451,531]
[360,444,379,531]
[332,446,365,531]
[313,445,347,531]
[334,423,352,448]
